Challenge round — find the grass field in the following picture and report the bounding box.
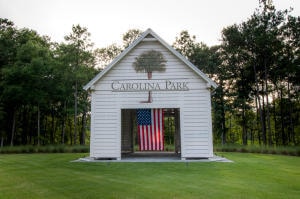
[0,153,299,199]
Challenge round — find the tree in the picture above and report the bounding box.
[95,29,142,69]
[220,1,300,146]
[0,18,17,146]
[1,24,54,145]
[64,24,96,145]
[94,43,122,68]
[173,30,196,58]
[122,29,142,48]
[18,38,54,145]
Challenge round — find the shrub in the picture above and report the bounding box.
[215,144,300,156]
[0,145,89,154]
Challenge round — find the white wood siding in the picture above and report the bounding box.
[181,89,213,158]
[90,40,213,159]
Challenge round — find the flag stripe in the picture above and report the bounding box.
[152,110,156,150]
[161,109,164,150]
[137,109,164,151]
[157,109,159,150]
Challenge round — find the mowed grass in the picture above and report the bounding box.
[0,153,299,199]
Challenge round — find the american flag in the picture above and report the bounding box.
[136,109,164,151]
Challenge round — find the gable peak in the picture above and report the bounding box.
[145,33,154,38]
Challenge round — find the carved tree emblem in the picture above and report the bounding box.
[133,50,166,79]
[132,50,167,103]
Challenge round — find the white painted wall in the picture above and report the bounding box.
[89,40,213,159]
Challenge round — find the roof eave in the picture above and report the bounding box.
[83,28,218,90]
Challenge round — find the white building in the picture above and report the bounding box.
[84,29,217,160]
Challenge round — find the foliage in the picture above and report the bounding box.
[0,145,89,154]
[173,1,300,147]
[218,2,300,146]
[173,30,196,58]
[122,29,142,48]
[0,1,299,148]
[94,43,122,68]
[0,153,299,199]
[63,24,97,145]
[215,144,300,156]
[95,29,142,68]
[0,19,97,146]
[0,21,145,147]
[0,23,147,147]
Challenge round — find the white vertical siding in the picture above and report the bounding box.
[90,40,213,159]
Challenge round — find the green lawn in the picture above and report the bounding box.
[0,153,299,199]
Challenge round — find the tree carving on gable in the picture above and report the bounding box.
[133,50,167,79]
[132,50,167,103]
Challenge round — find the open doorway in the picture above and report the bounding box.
[121,108,181,157]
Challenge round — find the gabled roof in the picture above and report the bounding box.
[84,28,217,90]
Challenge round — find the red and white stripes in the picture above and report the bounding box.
[138,109,164,151]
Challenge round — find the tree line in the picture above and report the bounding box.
[173,2,299,146]
[0,1,299,147]
[0,21,96,146]
[0,19,142,147]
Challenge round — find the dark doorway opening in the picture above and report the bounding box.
[121,108,181,157]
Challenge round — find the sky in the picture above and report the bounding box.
[0,0,299,48]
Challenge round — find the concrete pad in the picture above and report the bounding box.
[72,153,232,163]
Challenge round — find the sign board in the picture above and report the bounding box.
[111,79,189,92]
